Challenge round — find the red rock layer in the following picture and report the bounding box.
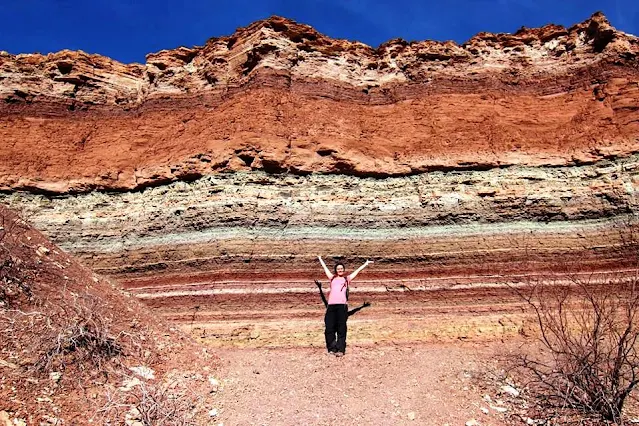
[0,13,638,192]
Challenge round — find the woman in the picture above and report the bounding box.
[317,256,372,357]
[315,279,371,316]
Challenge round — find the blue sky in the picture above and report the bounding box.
[1,0,637,64]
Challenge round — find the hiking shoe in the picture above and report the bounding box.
[335,352,345,357]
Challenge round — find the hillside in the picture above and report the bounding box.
[0,206,219,424]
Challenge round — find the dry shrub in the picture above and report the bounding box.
[514,275,639,424]
[510,217,639,424]
[1,293,123,378]
[33,292,123,373]
[96,379,198,426]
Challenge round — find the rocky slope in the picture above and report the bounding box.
[1,13,638,346]
[0,206,219,425]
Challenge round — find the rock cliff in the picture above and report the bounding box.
[1,13,638,346]
[1,12,637,192]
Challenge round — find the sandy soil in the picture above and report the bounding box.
[211,342,520,426]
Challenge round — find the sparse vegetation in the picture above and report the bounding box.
[1,207,120,373]
[33,292,122,373]
[0,205,212,425]
[513,276,639,423]
[509,219,639,424]
[96,379,198,426]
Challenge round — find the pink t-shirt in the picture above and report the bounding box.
[327,276,349,305]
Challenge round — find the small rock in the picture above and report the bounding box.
[500,385,520,397]
[36,396,53,403]
[482,394,492,402]
[129,366,155,380]
[36,246,50,256]
[407,412,415,420]
[526,418,536,425]
[0,359,19,369]
[490,405,508,413]
[42,415,60,425]
[0,411,11,426]
[481,407,489,414]
[125,407,142,425]
[119,377,142,392]
[49,371,62,383]
[208,375,220,391]
[466,420,480,426]
[209,408,218,418]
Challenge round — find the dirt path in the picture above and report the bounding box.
[211,342,518,425]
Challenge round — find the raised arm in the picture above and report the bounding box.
[348,259,373,281]
[318,256,334,280]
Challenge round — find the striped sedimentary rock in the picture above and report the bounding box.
[3,159,638,346]
[1,13,638,345]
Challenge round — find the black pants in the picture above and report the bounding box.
[324,304,348,353]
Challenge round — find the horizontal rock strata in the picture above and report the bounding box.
[1,13,638,346]
[3,157,638,346]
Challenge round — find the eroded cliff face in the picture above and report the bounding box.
[1,13,638,346]
[1,12,638,192]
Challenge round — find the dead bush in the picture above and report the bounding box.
[34,292,122,373]
[507,217,639,423]
[96,379,198,426]
[514,275,639,423]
